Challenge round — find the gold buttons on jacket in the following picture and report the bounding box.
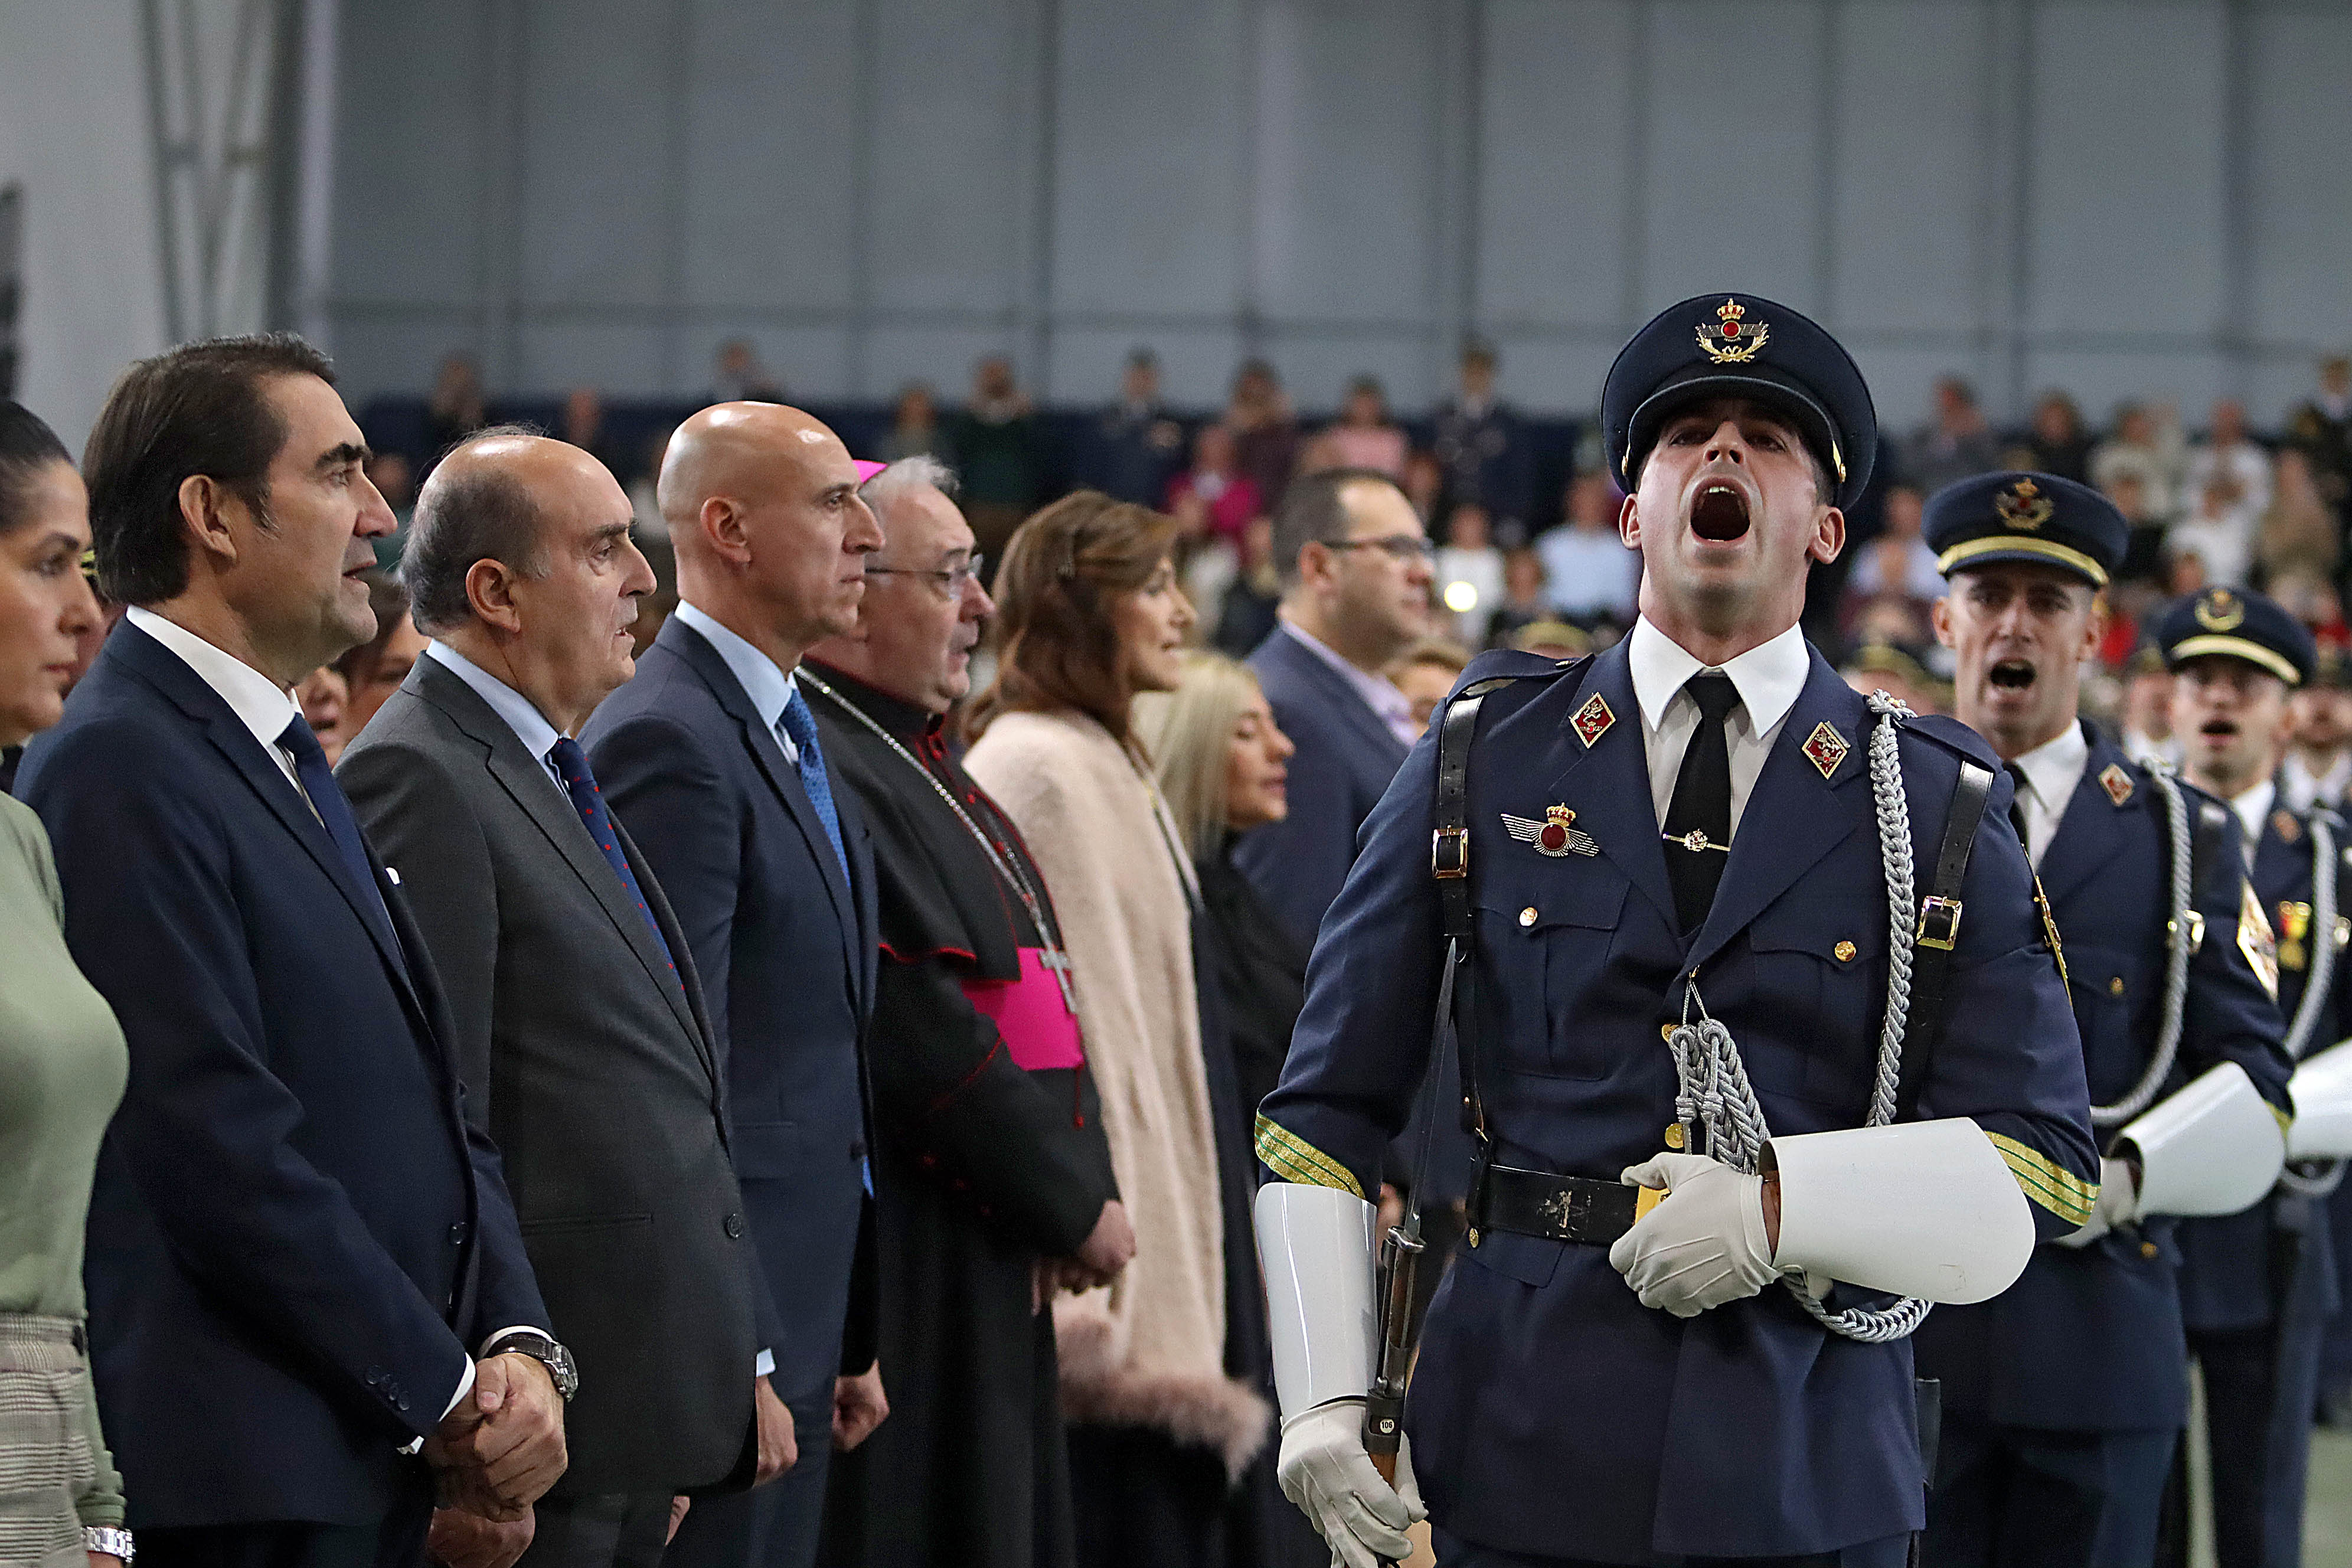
[2142,1241,2160,1259]
[1665,1122,1687,1151]
[1834,940,1857,963]
[1520,907,1538,927]
[1661,1023,1677,1041]
[2109,976,2125,996]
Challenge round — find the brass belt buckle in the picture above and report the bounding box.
[1916,896,1964,951]
[1432,826,1470,879]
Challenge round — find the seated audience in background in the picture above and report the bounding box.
[1482,546,1550,649]
[964,495,1276,1568]
[2091,400,2187,525]
[19,335,564,1567]
[711,338,785,404]
[341,430,783,1567]
[2281,644,2352,814]
[805,456,1130,1568]
[1211,515,1283,658]
[296,664,350,762]
[1848,591,1929,651]
[2103,468,2168,584]
[561,386,629,485]
[1401,447,1444,527]
[1900,374,1998,492]
[1838,482,1941,632]
[2116,643,2177,767]
[1534,472,1638,629]
[2011,390,2092,482]
[1430,340,1533,541]
[0,401,125,1564]
[628,428,675,541]
[2256,447,2338,587]
[1167,421,1262,550]
[1236,468,1431,949]
[1432,501,1504,645]
[335,571,429,737]
[2171,469,2256,587]
[1225,360,1300,512]
[365,450,416,569]
[880,383,947,465]
[583,401,888,1568]
[1385,636,1471,738]
[1304,376,1407,479]
[1085,348,1186,507]
[427,352,489,456]
[1839,641,1939,716]
[949,357,1045,564]
[2270,571,2350,648]
[1507,618,1592,661]
[2181,398,2272,548]
[2287,355,2351,532]
[2167,545,2211,597]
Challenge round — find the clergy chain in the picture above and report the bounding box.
[799,671,1079,1014]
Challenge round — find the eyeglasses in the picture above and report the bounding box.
[865,554,985,595]
[1323,535,1434,563]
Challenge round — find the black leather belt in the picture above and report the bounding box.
[1472,1164,1644,1246]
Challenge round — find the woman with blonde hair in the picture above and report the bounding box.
[964,493,1273,1568]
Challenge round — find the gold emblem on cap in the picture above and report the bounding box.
[1802,721,1850,779]
[1695,297,1770,364]
[2099,764,2134,806]
[1994,477,2055,532]
[2195,588,2246,632]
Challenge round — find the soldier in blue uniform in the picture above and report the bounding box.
[1252,295,2101,1568]
[2157,588,2345,1568]
[1913,475,2296,1568]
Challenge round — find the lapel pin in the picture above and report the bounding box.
[1802,721,1849,779]
[2099,764,2134,806]
[1504,805,1599,858]
[1572,692,1615,747]
[2273,809,2301,844]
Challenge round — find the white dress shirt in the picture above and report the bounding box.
[424,641,568,798]
[2003,723,2092,871]
[2281,749,2351,816]
[1626,615,1812,835]
[1279,618,1420,749]
[2229,778,2276,868]
[674,600,801,762]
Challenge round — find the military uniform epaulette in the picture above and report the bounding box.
[1453,646,1589,691]
[1893,711,2001,770]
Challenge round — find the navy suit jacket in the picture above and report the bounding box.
[1236,625,1410,949]
[17,620,546,1528]
[1259,642,2098,1562]
[1912,724,2294,1432]
[582,616,880,1409]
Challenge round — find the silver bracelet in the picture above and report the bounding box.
[84,1526,135,1562]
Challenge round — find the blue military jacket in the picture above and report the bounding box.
[1911,724,2294,1432]
[2174,791,2348,1334]
[1257,641,2099,1563]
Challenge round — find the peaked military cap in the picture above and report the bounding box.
[2157,586,2315,688]
[1602,292,1876,511]
[1924,470,2127,588]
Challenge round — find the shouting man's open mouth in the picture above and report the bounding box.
[1690,481,1751,542]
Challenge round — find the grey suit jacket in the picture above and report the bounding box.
[339,655,763,1497]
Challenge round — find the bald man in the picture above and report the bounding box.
[582,404,889,1568]
[340,429,773,1568]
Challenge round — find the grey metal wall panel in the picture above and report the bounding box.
[332,0,491,304]
[517,0,673,307]
[2244,9,2352,347]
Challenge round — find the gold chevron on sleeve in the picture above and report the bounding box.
[1254,1113,1366,1200]
[1986,1131,2100,1226]
[2272,1102,2294,1138]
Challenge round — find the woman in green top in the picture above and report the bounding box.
[0,398,124,1568]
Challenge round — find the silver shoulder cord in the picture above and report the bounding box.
[796,669,1080,1016]
[1662,691,1929,1344]
[2279,808,2343,1198]
[2088,764,2197,1127]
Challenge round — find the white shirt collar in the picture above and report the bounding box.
[125,605,300,758]
[1279,618,1419,747]
[672,599,801,759]
[1627,615,1810,737]
[2230,778,2277,848]
[424,641,565,783]
[2005,721,2091,820]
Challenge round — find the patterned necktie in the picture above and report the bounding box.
[547,737,677,975]
[277,715,399,958]
[1663,672,1742,934]
[778,687,850,882]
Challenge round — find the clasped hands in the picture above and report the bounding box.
[423,1353,566,1568]
[1607,1153,1786,1317]
[1030,1198,1137,1310]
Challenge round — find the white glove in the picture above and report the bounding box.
[2053,1156,2138,1249]
[1276,1397,1425,1568]
[1608,1152,1776,1317]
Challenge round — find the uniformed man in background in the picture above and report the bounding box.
[1915,475,2296,1568]
[1253,295,2101,1568]
[2159,589,2344,1568]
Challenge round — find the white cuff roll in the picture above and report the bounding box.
[2286,1040,2352,1159]
[2122,1060,2286,1218]
[1253,1182,1379,1419]
[1765,1119,2035,1304]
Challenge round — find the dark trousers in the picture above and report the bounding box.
[661,1385,831,1568]
[518,1494,675,1568]
[1429,1523,1910,1567]
[1066,1425,1227,1568]
[2158,1315,2330,1568]
[1922,1410,2174,1568]
[138,1497,433,1568]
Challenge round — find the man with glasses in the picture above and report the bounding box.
[801,455,1131,1568]
[1237,466,1435,952]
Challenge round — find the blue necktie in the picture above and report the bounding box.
[277,715,400,961]
[778,688,850,883]
[548,737,678,976]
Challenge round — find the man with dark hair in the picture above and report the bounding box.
[1079,348,1185,506]
[339,430,779,1568]
[19,333,566,1568]
[1429,341,1534,541]
[1236,466,1433,949]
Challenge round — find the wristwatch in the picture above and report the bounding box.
[85,1526,135,1562]
[481,1329,579,1402]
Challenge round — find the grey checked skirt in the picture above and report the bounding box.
[0,1314,96,1568]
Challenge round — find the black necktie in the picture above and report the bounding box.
[2006,762,2034,854]
[1664,672,1741,933]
